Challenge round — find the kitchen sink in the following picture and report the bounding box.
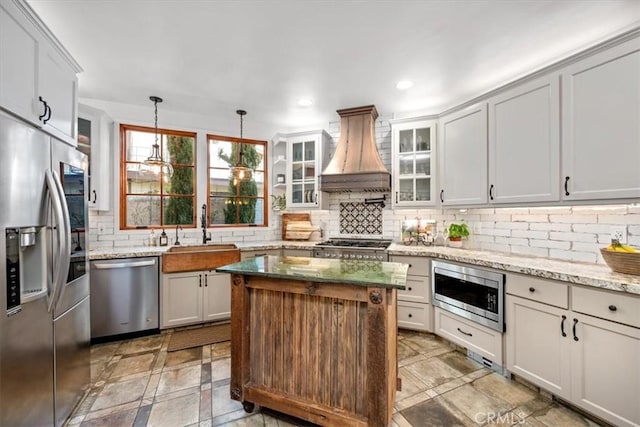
[162,244,240,273]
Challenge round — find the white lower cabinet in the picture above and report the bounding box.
[434,307,503,367]
[161,270,231,328]
[390,255,432,332]
[506,280,640,427]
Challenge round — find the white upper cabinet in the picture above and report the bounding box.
[0,0,80,146]
[391,118,437,207]
[78,104,112,211]
[285,130,331,209]
[488,74,560,204]
[561,37,640,201]
[438,103,488,206]
[0,0,38,123]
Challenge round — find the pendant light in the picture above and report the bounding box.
[144,96,173,178]
[230,109,252,183]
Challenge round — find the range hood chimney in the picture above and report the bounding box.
[319,105,391,192]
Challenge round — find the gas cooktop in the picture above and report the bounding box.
[315,238,392,249]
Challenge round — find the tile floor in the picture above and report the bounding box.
[66,329,607,427]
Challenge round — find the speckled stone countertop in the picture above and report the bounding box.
[387,243,640,296]
[216,255,408,289]
[89,240,640,295]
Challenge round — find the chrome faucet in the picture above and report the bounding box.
[201,204,211,244]
[174,225,182,245]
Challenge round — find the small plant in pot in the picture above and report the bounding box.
[447,223,469,248]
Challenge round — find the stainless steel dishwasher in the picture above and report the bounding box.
[90,257,159,339]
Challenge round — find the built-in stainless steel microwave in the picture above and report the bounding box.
[432,260,505,332]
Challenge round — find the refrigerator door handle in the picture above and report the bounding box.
[45,169,71,312]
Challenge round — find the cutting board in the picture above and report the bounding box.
[282,213,311,240]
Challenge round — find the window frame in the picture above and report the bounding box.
[207,134,269,228]
[119,123,197,230]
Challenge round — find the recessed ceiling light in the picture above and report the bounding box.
[297,98,313,107]
[396,80,414,90]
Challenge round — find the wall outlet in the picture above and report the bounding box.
[610,226,627,244]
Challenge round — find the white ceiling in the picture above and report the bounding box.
[27,0,640,136]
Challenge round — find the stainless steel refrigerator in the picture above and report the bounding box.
[0,110,90,427]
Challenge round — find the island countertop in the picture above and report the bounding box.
[216,255,408,289]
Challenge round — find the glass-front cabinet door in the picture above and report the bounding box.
[391,118,437,207]
[285,130,330,209]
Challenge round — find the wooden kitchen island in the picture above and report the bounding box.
[216,255,408,427]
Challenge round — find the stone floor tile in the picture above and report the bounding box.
[472,372,538,408]
[211,384,244,418]
[143,373,161,400]
[164,347,203,367]
[401,396,472,427]
[79,407,137,427]
[153,386,201,404]
[90,377,148,411]
[133,405,152,427]
[394,390,434,412]
[118,336,164,355]
[83,401,141,422]
[395,366,429,401]
[528,403,602,427]
[404,356,465,389]
[440,383,512,425]
[146,392,200,427]
[200,388,212,420]
[110,353,156,379]
[431,377,466,396]
[222,413,266,426]
[438,350,484,375]
[156,364,201,396]
[202,362,212,384]
[402,332,449,354]
[397,340,419,360]
[391,412,413,427]
[211,408,254,426]
[211,357,231,382]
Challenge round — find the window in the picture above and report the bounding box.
[207,135,267,226]
[120,124,196,229]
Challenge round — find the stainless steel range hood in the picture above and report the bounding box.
[319,105,391,192]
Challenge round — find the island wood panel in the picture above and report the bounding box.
[230,274,397,426]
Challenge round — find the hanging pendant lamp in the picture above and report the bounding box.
[230,109,252,183]
[144,96,173,178]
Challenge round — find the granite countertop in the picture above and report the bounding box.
[387,243,640,296]
[89,240,640,295]
[216,255,408,289]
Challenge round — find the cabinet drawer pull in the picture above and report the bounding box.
[199,275,202,287]
[489,184,494,200]
[440,189,444,203]
[395,192,399,204]
[564,176,570,196]
[572,318,579,341]
[92,190,97,203]
[254,253,266,257]
[529,287,535,293]
[608,305,617,312]
[457,327,473,337]
[205,275,208,287]
[408,287,412,291]
[561,315,567,337]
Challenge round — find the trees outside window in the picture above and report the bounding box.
[120,124,196,229]
[208,135,267,227]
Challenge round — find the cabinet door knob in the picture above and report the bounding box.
[529,287,535,293]
[408,313,413,318]
[608,305,617,312]
[408,287,412,291]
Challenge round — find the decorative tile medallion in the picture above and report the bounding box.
[339,202,383,235]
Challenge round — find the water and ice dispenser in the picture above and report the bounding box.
[5,226,47,315]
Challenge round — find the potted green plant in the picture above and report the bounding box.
[447,222,469,248]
